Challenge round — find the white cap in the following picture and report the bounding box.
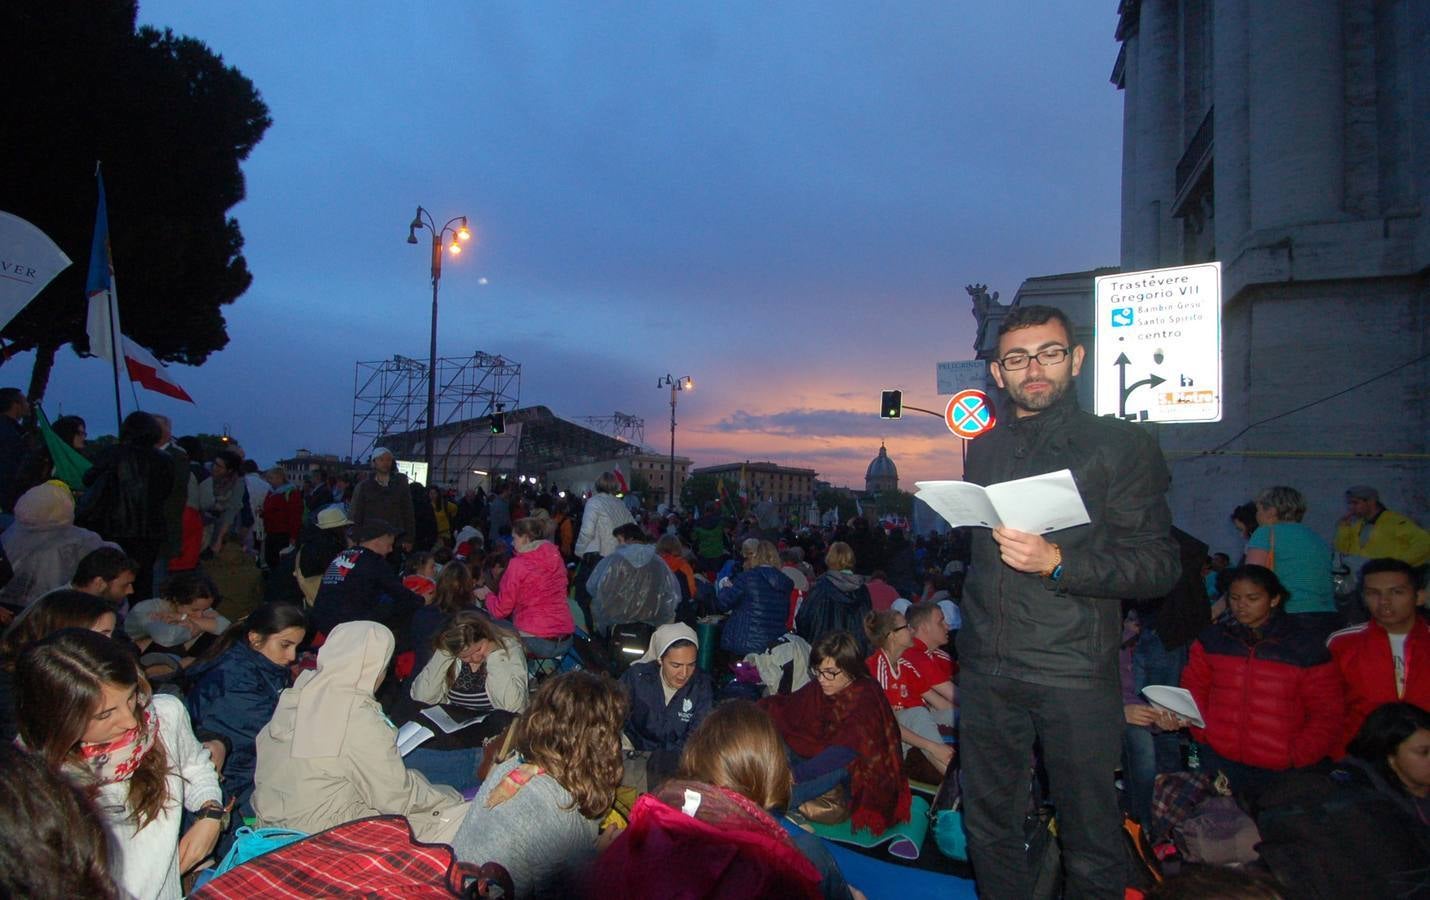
[891,598,912,616]
[937,599,961,630]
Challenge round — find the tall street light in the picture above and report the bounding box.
[657,374,693,511]
[407,206,471,482]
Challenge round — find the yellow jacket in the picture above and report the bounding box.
[1334,509,1430,566]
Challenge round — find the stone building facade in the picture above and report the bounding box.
[1112,0,1428,549]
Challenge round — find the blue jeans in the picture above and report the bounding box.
[787,745,855,809]
[1122,724,1157,826]
[403,746,481,793]
[1131,628,1188,776]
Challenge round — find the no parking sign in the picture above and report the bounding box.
[945,389,995,440]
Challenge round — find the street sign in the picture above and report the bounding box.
[1093,262,1222,423]
[945,389,996,440]
[936,359,987,395]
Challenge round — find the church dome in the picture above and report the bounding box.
[865,443,898,493]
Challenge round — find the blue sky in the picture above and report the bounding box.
[30,2,1126,488]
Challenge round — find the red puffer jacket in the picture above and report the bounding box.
[1181,615,1343,770]
[1328,618,1430,756]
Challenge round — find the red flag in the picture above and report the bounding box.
[122,337,194,403]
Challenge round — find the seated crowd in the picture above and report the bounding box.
[2,447,1428,898]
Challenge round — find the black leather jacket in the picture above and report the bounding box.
[961,393,1178,688]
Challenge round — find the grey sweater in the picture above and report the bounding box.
[450,756,598,899]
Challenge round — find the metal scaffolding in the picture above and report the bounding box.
[579,412,646,450]
[351,352,521,486]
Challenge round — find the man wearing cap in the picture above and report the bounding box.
[349,449,416,556]
[311,518,424,636]
[1334,486,1429,567]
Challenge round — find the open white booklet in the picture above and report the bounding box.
[1140,685,1205,729]
[913,469,1091,534]
[394,706,491,756]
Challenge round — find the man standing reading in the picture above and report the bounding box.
[961,305,1178,898]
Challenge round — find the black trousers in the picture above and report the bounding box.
[960,669,1126,900]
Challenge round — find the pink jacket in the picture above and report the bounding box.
[486,540,573,638]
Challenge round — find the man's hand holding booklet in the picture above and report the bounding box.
[914,469,1091,534]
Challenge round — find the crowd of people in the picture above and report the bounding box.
[0,340,1427,900]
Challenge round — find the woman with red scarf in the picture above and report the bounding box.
[761,630,910,835]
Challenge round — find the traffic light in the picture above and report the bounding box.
[880,390,903,419]
[490,413,505,434]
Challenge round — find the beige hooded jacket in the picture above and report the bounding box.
[252,620,469,843]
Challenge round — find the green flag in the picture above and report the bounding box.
[36,406,91,491]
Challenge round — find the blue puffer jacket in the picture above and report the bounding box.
[717,565,794,655]
[619,660,715,752]
[186,642,290,813]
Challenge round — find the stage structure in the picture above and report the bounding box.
[579,412,646,450]
[351,352,521,488]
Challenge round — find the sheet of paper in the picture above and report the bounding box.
[420,705,489,735]
[1140,685,1205,729]
[395,720,434,757]
[912,481,1003,529]
[914,469,1090,534]
[983,470,1091,534]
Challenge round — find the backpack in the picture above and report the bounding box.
[189,815,512,899]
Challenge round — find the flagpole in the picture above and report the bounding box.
[109,268,124,430]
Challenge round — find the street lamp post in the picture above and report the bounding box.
[657,374,693,511]
[407,206,471,483]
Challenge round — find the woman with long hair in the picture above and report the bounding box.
[760,630,910,834]
[186,603,308,815]
[253,620,469,842]
[0,589,117,740]
[1346,702,1430,828]
[406,559,477,678]
[452,670,627,897]
[15,629,224,900]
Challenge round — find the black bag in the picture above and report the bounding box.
[1025,805,1062,900]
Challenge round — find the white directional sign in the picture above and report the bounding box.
[1094,262,1222,423]
[936,359,987,395]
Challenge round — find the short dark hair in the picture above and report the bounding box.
[905,601,942,632]
[241,459,260,474]
[0,387,25,414]
[1359,557,1420,591]
[160,570,219,606]
[51,415,86,445]
[72,547,138,586]
[118,411,161,447]
[213,449,243,473]
[997,304,1077,344]
[1347,702,1430,797]
[1229,502,1258,535]
[612,522,649,544]
[810,631,864,681]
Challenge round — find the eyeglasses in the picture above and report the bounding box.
[893,624,909,632]
[810,667,845,682]
[997,346,1071,371]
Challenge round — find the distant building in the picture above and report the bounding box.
[547,452,693,509]
[865,443,899,495]
[692,461,818,521]
[275,450,356,485]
